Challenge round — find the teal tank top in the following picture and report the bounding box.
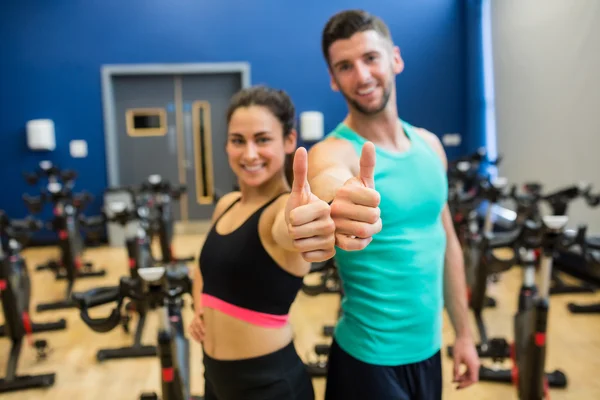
[329,120,448,366]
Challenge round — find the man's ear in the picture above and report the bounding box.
[329,72,340,92]
[392,45,404,75]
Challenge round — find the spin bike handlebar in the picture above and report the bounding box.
[23,161,76,185]
[71,279,138,333]
[0,212,43,245]
[23,184,94,212]
[541,182,591,215]
[73,265,192,333]
[584,190,600,207]
[0,212,43,233]
[480,176,509,204]
[140,175,187,201]
[450,174,507,209]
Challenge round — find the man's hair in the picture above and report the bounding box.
[321,9,392,67]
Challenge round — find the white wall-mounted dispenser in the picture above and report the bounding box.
[26,119,56,151]
[300,111,324,141]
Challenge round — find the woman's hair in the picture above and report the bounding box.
[226,85,296,186]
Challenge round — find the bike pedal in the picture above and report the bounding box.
[34,339,50,360]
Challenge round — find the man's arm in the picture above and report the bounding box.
[307,138,356,202]
[440,204,472,338]
[419,128,479,387]
[417,129,472,339]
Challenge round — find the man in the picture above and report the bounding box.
[306,9,480,399]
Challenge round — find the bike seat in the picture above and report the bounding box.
[587,236,600,250]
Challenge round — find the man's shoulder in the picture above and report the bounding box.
[306,136,360,179]
[412,126,441,148]
[308,135,359,162]
[410,126,447,169]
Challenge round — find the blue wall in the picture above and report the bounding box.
[0,0,469,224]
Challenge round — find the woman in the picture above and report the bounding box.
[189,85,335,400]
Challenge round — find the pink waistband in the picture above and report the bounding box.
[201,293,289,329]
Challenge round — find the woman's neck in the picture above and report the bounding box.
[238,174,289,204]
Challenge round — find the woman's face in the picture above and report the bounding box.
[226,105,296,188]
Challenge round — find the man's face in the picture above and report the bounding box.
[327,30,404,116]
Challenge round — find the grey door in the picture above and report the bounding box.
[112,75,182,219]
[179,73,241,220]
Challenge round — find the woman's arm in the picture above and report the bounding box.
[192,263,204,314]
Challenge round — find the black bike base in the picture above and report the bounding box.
[550,283,595,295]
[37,261,106,280]
[97,345,157,362]
[172,256,195,263]
[140,392,204,400]
[57,269,106,280]
[0,319,67,337]
[36,298,77,312]
[479,366,568,388]
[485,296,497,308]
[306,362,328,377]
[567,302,600,314]
[314,344,330,356]
[32,320,67,333]
[0,373,55,393]
[302,284,340,297]
[447,338,510,360]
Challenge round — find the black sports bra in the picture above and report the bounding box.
[199,193,304,327]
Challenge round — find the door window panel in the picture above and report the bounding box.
[126,108,167,136]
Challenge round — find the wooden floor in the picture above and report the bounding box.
[2,234,600,400]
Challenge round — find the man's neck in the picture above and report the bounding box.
[344,105,409,154]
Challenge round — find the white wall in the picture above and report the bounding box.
[490,0,600,233]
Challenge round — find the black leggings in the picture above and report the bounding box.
[203,341,315,400]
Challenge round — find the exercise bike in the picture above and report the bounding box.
[448,176,523,361]
[0,210,67,393]
[537,183,597,296]
[92,200,158,362]
[449,167,503,309]
[72,251,203,399]
[479,215,571,398]
[560,190,600,314]
[23,180,107,312]
[139,175,194,264]
[301,258,343,377]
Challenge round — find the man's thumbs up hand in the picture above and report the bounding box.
[285,147,336,262]
[331,142,382,251]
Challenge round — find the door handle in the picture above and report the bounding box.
[184,111,193,169]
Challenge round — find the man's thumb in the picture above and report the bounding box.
[359,141,376,189]
[291,147,308,194]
